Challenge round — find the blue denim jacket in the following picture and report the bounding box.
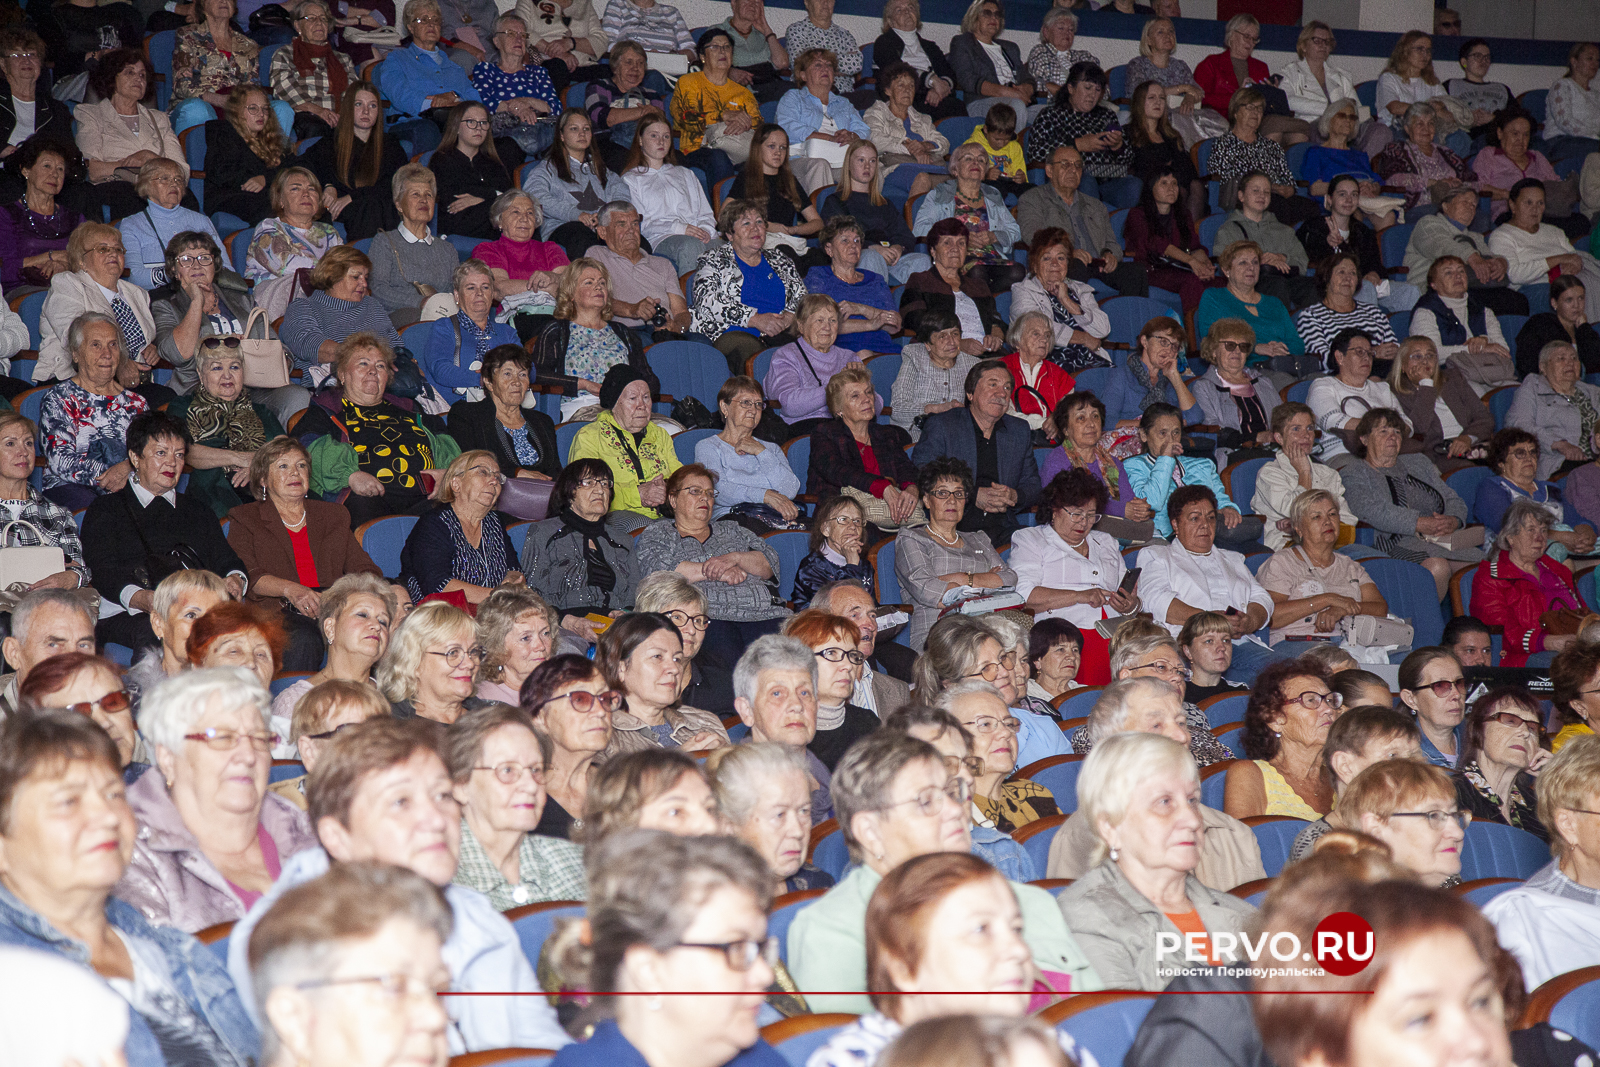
[0,885,259,1067]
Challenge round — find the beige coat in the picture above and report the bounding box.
[37,271,158,382]
[512,0,608,58]
[863,100,950,169]
[73,99,187,178]
[603,703,730,759]
[1047,805,1266,891]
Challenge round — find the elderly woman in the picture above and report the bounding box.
[783,0,868,104]
[267,0,356,139]
[429,102,512,242]
[0,411,88,590]
[1193,318,1283,466]
[1325,759,1468,888]
[1484,735,1600,987]
[1373,103,1479,213]
[446,345,561,482]
[298,83,408,243]
[169,0,260,133]
[470,188,569,306]
[525,111,627,261]
[873,0,962,121]
[123,570,229,702]
[1196,241,1308,376]
[1214,172,1319,314]
[18,651,141,769]
[1395,645,1470,767]
[1410,257,1516,391]
[1507,339,1600,482]
[0,140,80,292]
[789,729,1099,1013]
[636,572,725,711]
[1256,489,1388,647]
[1028,617,1084,702]
[947,0,1037,129]
[1341,406,1480,598]
[73,48,187,222]
[711,742,832,894]
[670,28,761,184]
[376,599,488,724]
[623,113,718,277]
[900,219,1006,355]
[263,573,396,744]
[597,612,728,757]
[1286,703,1423,858]
[896,457,1015,653]
[1126,19,1217,147]
[804,215,903,355]
[400,450,523,605]
[792,495,872,607]
[1494,180,1600,323]
[300,334,461,527]
[1471,497,1584,667]
[0,711,259,1065]
[115,668,317,931]
[1254,403,1359,552]
[1220,658,1340,819]
[1058,732,1256,990]
[889,310,978,442]
[244,166,344,324]
[37,311,148,511]
[1194,14,1310,144]
[1305,328,1410,466]
[917,613,1068,769]
[472,587,556,704]
[1294,252,1402,368]
[422,259,522,398]
[1387,336,1494,473]
[567,365,677,518]
[37,223,159,392]
[1038,393,1146,527]
[1124,165,1214,315]
[772,48,871,193]
[697,376,802,529]
[766,294,876,435]
[1009,227,1111,375]
[1517,277,1600,380]
[1300,100,1387,194]
[1003,312,1076,430]
[1126,403,1258,548]
[166,344,286,520]
[445,703,586,909]
[911,142,1024,293]
[201,86,291,230]
[280,245,404,381]
[578,753,724,848]
[186,601,287,696]
[531,258,652,422]
[367,165,462,322]
[519,458,640,648]
[1103,321,1201,430]
[1476,428,1596,559]
[0,29,70,170]
[1027,63,1137,209]
[1477,108,1571,229]
[807,363,918,512]
[519,654,618,837]
[783,609,879,769]
[1451,686,1550,840]
[861,65,953,203]
[690,198,807,371]
[583,39,668,165]
[1280,21,1364,126]
[120,159,227,292]
[471,14,564,160]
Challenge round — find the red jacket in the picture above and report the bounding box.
[1470,549,1581,666]
[1002,351,1075,421]
[1194,52,1272,117]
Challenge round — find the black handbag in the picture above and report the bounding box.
[121,493,206,590]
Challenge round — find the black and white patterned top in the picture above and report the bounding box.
[1025,104,1132,176]
[1207,132,1295,187]
[0,487,90,582]
[783,19,863,94]
[635,518,790,622]
[402,504,518,600]
[1293,300,1398,360]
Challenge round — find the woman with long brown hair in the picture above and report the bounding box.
[429,100,512,241]
[727,123,822,265]
[299,82,409,241]
[1126,80,1203,220]
[525,110,627,261]
[203,85,291,225]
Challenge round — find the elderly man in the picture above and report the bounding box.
[1138,485,1287,685]
[0,588,96,718]
[1016,145,1148,297]
[733,634,833,819]
[583,201,692,339]
[1072,631,1235,767]
[715,0,790,102]
[912,359,1042,543]
[812,578,915,701]
[227,716,570,1054]
[1048,677,1266,890]
[1403,184,1527,317]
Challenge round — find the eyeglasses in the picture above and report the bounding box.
[531,689,623,715]
[673,936,780,971]
[303,720,364,742]
[965,651,1018,683]
[427,646,485,667]
[411,15,442,25]
[666,609,710,631]
[1056,507,1098,524]
[1483,711,1540,731]
[880,777,973,816]
[1147,335,1181,350]
[201,336,241,351]
[467,465,507,484]
[730,398,764,411]
[1389,810,1472,831]
[943,754,987,779]
[295,972,458,1019]
[1507,447,1540,459]
[5,52,37,60]
[1131,660,1191,681]
[461,119,489,130]
[54,689,132,718]
[1216,340,1249,354]
[1285,689,1343,712]
[474,761,547,785]
[150,174,186,185]
[815,647,866,666]
[494,29,528,39]
[577,476,613,490]
[963,715,1020,736]
[297,14,331,23]
[1412,678,1467,698]
[829,515,864,528]
[676,486,717,499]
[926,489,968,502]
[1466,50,1491,61]
[184,728,280,751]
[89,244,126,257]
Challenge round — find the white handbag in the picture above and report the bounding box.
[0,520,64,587]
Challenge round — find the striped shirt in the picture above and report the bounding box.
[279,290,405,371]
[599,0,693,55]
[1293,299,1397,360]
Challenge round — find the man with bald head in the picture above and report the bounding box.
[811,579,913,713]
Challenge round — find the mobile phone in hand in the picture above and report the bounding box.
[1119,567,1140,594]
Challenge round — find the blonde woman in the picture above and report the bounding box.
[1376,31,1457,142]
[474,586,558,703]
[1279,21,1364,126]
[1386,335,1492,473]
[204,85,292,226]
[531,257,655,423]
[377,598,489,724]
[820,139,932,283]
[399,449,524,605]
[871,0,964,122]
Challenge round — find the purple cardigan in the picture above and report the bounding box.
[1039,448,1132,517]
[0,199,83,288]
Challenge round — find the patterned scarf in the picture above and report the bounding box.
[292,39,348,102]
[186,389,266,451]
[1125,353,1169,413]
[1061,441,1121,499]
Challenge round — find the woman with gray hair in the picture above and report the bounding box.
[1072,631,1235,767]
[910,141,1025,293]
[1371,101,1479,211]
[1256,487,1388,647]
[473,586,557,703]
[471,188,569,304]
[709,741,835,894]
[1507,339,1600,481]
[637,570,727,710]
[1471,497,1586,666]
[787,729,1102,1014]
[422,260,523,395]
[1028,7,1099,97]
[368,164,462,321]
[116,667,319,932]
[37,309,149,511]
[1055,731,1257,989]
[121,157,230,289]
[267,0,356,139]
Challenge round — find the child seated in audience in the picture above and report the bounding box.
[964,104,1032,201]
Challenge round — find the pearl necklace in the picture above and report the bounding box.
[280,507,307,530]
[928,526,962,546]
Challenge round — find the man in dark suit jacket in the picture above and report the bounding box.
[82,410,248,654]
[911,359,1042,544]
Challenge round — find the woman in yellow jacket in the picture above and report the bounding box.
[567,364,681,520]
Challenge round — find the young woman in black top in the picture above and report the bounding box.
[204,85,292,225]
[298,81,408,241]
[1127,79,1204,221]
[727,123,823,269]
[429,100,513,240]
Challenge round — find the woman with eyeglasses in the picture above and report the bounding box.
[1396,646,1470,768]
[696,376,802,534]
[935,675,1057,833]
[201,86,292,229]
[790,729,1100,1014]
[637,464,790,682]
[398,449,523,608]
[1450,686,1551,841]
[519,458,641,650]
[267,0,355,140]
[17,650,142,769]
[792,496,873,609]
[167,345,285,521]
[445,702,588,910]
[473,587,557,705]
[1256,489,1388,648]
[1327,758,1468,888]
[1221,658,1341,820]
[597,611,730,758]
[429,102,513,241]
[377,599,491,726]
[271,678,391,806]
[636,571,727,715]
[519,654,620,839]
[1070,632,1235,768]
[1477,428,1597,562]
[115,667,318,932]
[471,14,564,161]
[782,610,879,771]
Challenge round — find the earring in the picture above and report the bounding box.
[1109,845,1120,862]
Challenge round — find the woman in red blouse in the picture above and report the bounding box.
[1193,13,1312,145]
[1470,497,1586,667]
[806,365,920,528]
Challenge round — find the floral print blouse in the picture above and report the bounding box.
[40,381,149,489]
[171,25,261,109]
[244,218,343,284]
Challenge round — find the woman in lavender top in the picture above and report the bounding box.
[1039,392,1150,525]
[764,294,880,436]
[0,141,81,289]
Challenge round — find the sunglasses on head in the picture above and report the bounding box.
[201,336,242,351]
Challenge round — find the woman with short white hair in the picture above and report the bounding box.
[117,667,319,932]
[711,741,834,894]
[1082,676,1190,750]
[1506,338,1600,482]
[1055,731,1257,990]
[368,164,462,321]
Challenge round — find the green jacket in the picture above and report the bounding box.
[787,864,1104,1013]
[306,420,460,497]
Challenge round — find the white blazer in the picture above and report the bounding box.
[1010,525,1126,628]
[1278,58,1367,124]
[37,272,157,382]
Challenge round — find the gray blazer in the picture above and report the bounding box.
[1016,184,1120,255]
[1192,365,1282,457]
[948,33,1034,97]
[1505,373,1600,481]
[1339,452,1476,560]
[150,271,263,396]
[519,510,641,618]
[1055,859,1257,991]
